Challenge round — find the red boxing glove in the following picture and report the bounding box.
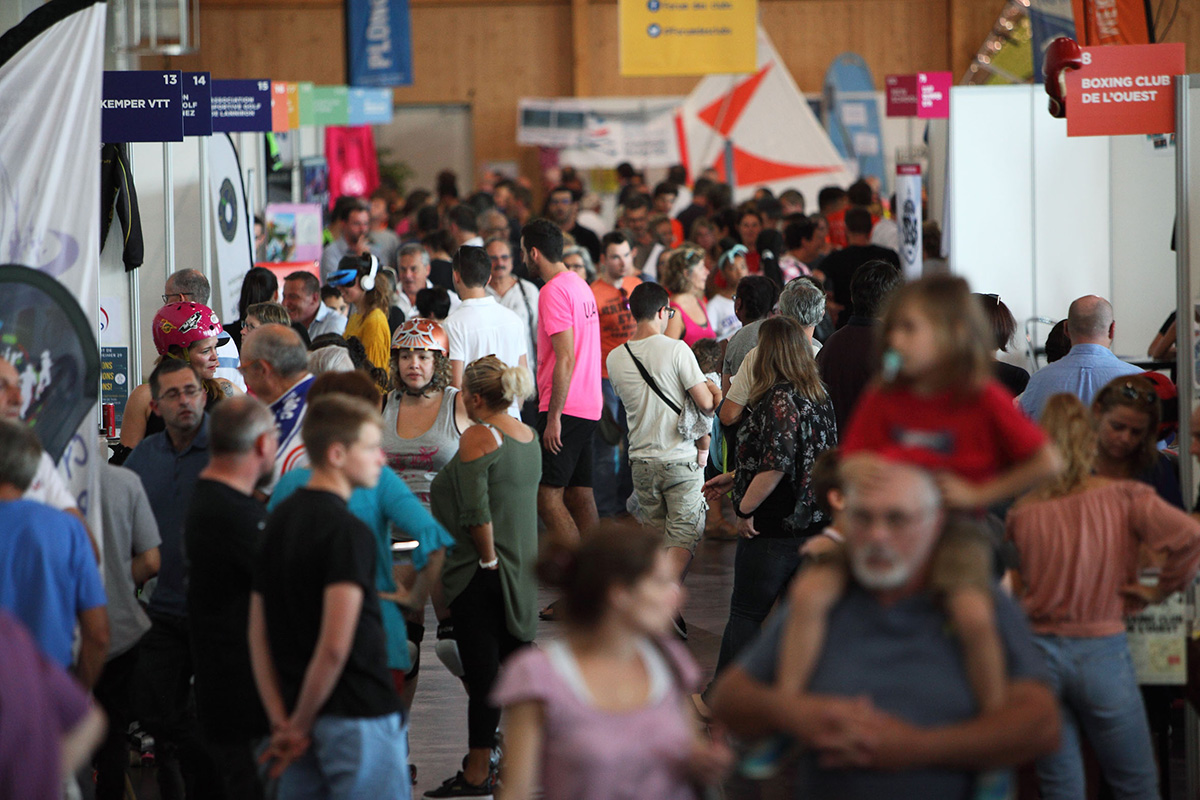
[1044,37,1084,118]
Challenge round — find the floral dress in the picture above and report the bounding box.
[734,381,838,538]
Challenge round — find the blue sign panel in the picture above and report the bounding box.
[101,71,184,143]
[182,72,212,137]
[346,0,413,88]
[211,79,273,133]
[348,87,394,125]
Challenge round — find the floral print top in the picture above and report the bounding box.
[734,382,838,537]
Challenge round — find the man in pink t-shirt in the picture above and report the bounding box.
[522,219,602,555]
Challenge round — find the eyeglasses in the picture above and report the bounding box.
[659,306,677,319]
[162,292,195,304]
[982,293,1001,306]
[489,254,512,263]
[1118,382,1157,405]
[618,286,630,311]
[158,385,203,402]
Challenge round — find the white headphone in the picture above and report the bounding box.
[360,254,379,291]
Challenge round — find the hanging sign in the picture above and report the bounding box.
[211,79,274,132]
[271,81,291,132]
[312,86,350,126]
[885,72,951,118]
[1066,43,1186,137]
[101,70,184,142]
[346,0,414,87]
[348,87,394,124]
[618,0,757,77]
[182,71,212,136]
[896,163,922,281]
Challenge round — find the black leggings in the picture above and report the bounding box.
[450,569,529,749]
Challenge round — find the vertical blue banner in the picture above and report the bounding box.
[1028,0,1077,82]
[346,0,413,88]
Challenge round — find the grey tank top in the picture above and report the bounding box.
[382,386,462,507]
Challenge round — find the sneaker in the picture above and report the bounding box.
[423,771,493,798]
[673,614,688,640]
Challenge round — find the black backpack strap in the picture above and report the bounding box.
[623,343,681,415]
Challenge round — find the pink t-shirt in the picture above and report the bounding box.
[537,270,602,419]
[492,638,699,800]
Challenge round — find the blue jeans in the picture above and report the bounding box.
[715,535,804,675]
[278,712,410,800]
[1034,633,1157,800]
[593,377,633,517]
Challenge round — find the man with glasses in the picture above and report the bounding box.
[1019,295,1142,420]
[591,231,642,518]
[239,324,315,496]
[124,359,224,796]
[607,283,720,615]
[710,457,1059,799]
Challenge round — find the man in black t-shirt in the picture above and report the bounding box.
[820,207,901,328]
[249,395,407,795]
[186,395,278,800]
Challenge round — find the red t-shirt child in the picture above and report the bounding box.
[842,380,1047,484]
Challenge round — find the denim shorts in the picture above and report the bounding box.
[277,712,409,800]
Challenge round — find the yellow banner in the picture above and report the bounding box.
[619,0,757,77]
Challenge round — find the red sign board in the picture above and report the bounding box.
[271,81,290,132]
[1065,43,1185,137]
[886,74,918,117]
[885,72,951,118]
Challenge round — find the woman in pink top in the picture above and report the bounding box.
[492,524,731,800]
[660,246,716,348]
[1007,394,1200,800]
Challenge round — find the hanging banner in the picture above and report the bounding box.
[208,133,255,322]
[824,54,885,186]
[1029,0,1077,82]
[1065,43,1186,137]
[212,79,274,133]
[896,163,922,281]
[101,70,185,143]
[346,0,414,88]
[0,0,107,521]
[1070,0,1152,46]
[518,96,685,168]
[619,0,757,77]
[271,81,291,132]
[297,82,315,126]
[182,71,213,136]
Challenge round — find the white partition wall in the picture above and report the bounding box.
[949,84,1176,366]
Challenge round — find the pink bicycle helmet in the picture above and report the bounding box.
[390,318,448,356]
[152,302,225,356]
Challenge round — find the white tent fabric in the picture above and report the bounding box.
[677,26,855,202]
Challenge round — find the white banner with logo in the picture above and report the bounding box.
[0,0,107,530]
[896,163,923,281]
[209,132,255,322]
[518,96,684,168]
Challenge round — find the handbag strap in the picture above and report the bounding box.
[623,342,681,415]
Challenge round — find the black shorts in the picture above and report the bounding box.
[538,413,596,488]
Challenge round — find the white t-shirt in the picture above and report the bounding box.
[706,294,741,342]
[24,451,76,510]
[396,279,461,319]
[444,296,529,417]
[726,338,822,407]
[215,336,245,392]
[607,335,706,462]
[487,278,540,376]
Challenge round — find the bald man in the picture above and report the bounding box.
[1019,295,1142,420]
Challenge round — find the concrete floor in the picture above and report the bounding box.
[407,534,738,792]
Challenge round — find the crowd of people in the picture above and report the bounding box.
[5,162,1200,800]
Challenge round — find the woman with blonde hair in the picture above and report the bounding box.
[427,356,541,795]
[703,315,837,674]
[1008,392,1200,799]
[659,246,716,347]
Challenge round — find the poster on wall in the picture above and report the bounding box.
[618,0,756,77]
[263,203,324,263]
[1126,593,1186,685]
[345,0,413,87]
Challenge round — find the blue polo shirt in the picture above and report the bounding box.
[0,500,107,667]
[1018,344,1142,420]
[126,416,210,618]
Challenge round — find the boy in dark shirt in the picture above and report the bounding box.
[249,394,408,798]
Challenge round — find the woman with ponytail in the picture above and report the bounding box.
[427,356,542,796]
[492,523,732,800]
